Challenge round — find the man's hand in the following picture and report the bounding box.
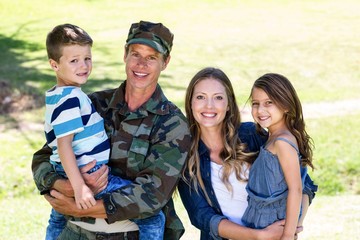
[52,178,74,197]
[80,160,109,195]
[45,190,82,217]
[44,189,107,218]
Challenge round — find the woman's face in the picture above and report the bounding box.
[191,78,229,131]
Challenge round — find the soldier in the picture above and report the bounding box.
[32,20,191,240]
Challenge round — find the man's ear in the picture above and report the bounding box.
[49,59,59,71]
[123,46,128,62]
[161,55,171,71]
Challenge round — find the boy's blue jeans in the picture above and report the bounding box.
[46,166,165,240]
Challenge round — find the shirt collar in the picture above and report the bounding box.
[108,81,170,116]
[198,139,210,157]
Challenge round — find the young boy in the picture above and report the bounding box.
[44,23,164,240]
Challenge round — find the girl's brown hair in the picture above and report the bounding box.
[250,73,314,169]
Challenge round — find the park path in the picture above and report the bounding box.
[240,98,360,122]
[2,98,360,132]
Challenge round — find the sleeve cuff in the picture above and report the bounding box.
[102,193,118,224]
[209,214,227,240]
[303,174,318,205]
[39,173,63,195]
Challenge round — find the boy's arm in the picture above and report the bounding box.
[45,189,107,218]
[57,134,96,209]
[276,140,302,240]
[32,144,107,197]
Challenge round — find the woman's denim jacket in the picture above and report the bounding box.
[178,122,318,240]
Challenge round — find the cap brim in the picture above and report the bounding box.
[127,38,166,54]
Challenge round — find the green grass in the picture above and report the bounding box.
[1,0,360,239]
[1,194,359,240]
[308,114,360,195]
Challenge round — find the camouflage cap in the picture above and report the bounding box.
[126,20,174,55]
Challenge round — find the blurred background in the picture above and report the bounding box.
[0,0,359,239]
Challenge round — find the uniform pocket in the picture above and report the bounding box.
[127,138,150,171]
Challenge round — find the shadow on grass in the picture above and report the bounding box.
[0,30,184,116]
[0,33,119,114]
[0,34,45,101]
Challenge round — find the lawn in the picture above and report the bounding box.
[1,194,359,239]
[0,0,359,239]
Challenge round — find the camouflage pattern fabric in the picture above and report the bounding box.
[32,81,191,239]
[126,21,173,55]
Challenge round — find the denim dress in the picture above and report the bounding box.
[241,137,304,229]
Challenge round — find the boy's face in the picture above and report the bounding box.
[50,44,92,87]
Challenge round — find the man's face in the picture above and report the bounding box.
[124,44,169,93]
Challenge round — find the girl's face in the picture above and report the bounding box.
[191,78,229,132]
[251,87,285,132]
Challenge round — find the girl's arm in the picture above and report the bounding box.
[275,140,302,240]
[57,134,96,209]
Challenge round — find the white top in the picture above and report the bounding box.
[71,219,139,233]
[211,161,249,225]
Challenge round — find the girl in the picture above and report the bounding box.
[242,73,314,240]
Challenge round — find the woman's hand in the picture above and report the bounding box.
[258,219,285,240]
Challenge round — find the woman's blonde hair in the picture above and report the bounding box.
[183,67,256,204]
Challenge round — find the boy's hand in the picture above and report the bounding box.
[74,185,96,209]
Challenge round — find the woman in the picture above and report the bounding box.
[178,67,317,240]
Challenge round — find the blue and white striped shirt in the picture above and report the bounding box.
[44,86,110,169]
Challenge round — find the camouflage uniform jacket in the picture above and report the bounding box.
[32,81,191,239]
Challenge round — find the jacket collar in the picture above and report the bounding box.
[108,81,171,116]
